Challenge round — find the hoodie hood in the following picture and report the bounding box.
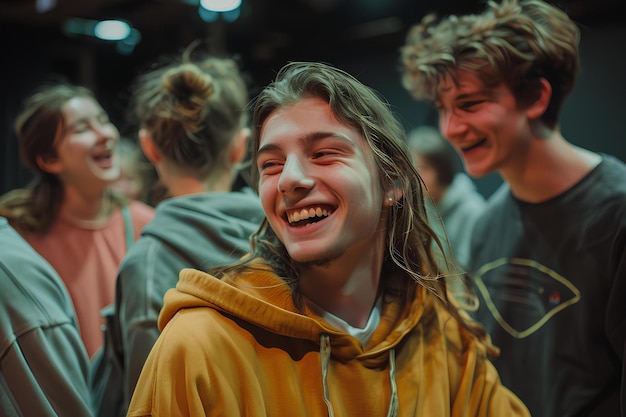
[160,263,426,365]
[141,188,265,270]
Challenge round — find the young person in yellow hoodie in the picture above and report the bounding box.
[127,61,530,417]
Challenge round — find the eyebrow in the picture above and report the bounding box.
[257,131,356,156]
[455,89,489,101]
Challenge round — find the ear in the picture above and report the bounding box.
[525,77,552,120]
[384,182,404,206]
[230,127,250,165]
[138,128,162,165]
[36,154,63,174]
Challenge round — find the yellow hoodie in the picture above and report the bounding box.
[127,265,530,417]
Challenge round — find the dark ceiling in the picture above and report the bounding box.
[0,0,624,121]
[2,0,624,76]
[0,0,483,82]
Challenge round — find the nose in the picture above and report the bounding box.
[439,111,467,141]
[91,120,120,139]
[278,154,315,198]
[94,120,120,144]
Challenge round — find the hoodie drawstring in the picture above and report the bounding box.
[319,333,399,417]
[387,349,399,417]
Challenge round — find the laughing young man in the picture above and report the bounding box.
[400,1,626,416]
[126,61,530,416]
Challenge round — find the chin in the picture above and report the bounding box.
[464,164,492,179]
[289,247,342,268]
[101,168,122,182]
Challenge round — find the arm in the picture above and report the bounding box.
[127,308,247,417]
[0,322,93,416]
[450,338,530,417]
[0,220,93,416]
[605,222,626,414]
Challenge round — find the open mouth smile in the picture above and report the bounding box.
[461,138,487,152]
[90,148,116,169]
[286,205,333,227]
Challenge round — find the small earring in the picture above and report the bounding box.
[387,196,395,206]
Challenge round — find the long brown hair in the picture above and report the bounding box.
[210,62,491,348]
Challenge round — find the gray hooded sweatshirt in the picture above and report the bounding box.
[0,217,93,416]
[104,188,264,415]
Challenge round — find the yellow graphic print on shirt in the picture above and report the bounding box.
[473,257,581,339]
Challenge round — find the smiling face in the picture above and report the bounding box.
[436,70,533,178]
[256,97,387,266]
[52,96,120,189]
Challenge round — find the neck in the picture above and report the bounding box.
[60,186,112,227]
[161,169,233,198]
[297,239,385,328]
[501,133,601,202]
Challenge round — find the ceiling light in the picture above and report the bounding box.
[94,20,131,41]
[36,0,56,13]
[200,0,241,12]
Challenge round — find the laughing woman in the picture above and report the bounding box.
[0,83,154,358]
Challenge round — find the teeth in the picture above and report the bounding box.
[288,207,330,224]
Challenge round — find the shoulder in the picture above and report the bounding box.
[126,201,155,237]
[118,236,180,300]
[156,306,252,363]
[595,155,626,197]
[470,184,512,230]
[0,220,75,330]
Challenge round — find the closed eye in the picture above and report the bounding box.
[258,159,283,173]
[312,150,338,159]
[69,122,89,134]
[458,100,484,111]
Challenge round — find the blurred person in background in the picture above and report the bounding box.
[111,136,155,205]
[93,45,264,417]
[407,125,486,269]
[0,216,93,417]
[0,83,154,358]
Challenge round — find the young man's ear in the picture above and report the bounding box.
[138,128,162,165]
[526,77,552,120]
[36,154,63,174]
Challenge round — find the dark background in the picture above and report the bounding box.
[1,0,625,198]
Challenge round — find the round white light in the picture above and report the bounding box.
[94,20,131,41]
[200,0,241,12]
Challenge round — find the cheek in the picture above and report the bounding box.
[258,178,276,214]
[61,137,91,154]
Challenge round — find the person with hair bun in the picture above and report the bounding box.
[98,45,264,416]
[0,83,154,359]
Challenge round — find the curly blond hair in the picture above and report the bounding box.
[400,0,579,128]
